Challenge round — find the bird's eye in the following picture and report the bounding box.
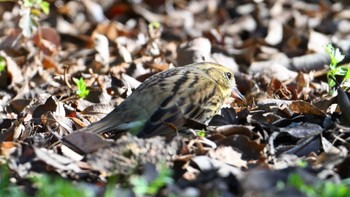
[225,72,232,79]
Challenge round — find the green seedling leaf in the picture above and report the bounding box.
[74,77,90,99]
[104,176,118,197]
[334,66,348,76]
[322,181,349,197]
[342,68,350,90]
[288,173,317,196]
[148,21,161,31]
[325,43,345,68]
[197,130,206,137]
[31,174,94,197]
[0,57,6,72]
[39,1,50,14]
[130,176,148,195]
[333,48,345,64]
[22,0,50,22]
[344,66,350,81]
[0,164,26,197]
[327,71,336,87]
[296,160,308,168]
[148,21,161,39]
[286,173,350,197]
[130,163,173,196]
[23,0,34,7]
[325,44,349,96]
[147,164,173,195]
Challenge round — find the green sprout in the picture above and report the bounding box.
[296,160,308,168]
[325,44,350,96]
[19,0,50,38]
[286,173,350,197]
[104,176,118,197]
[23,0,50,15]
[149,21,160,30]
[74,77,90,99]
[197,130,206,137]
[0,56,6,73]
[31,174,93,197]
[148,21,161,39]
[287,173,317,196]
[130,163,173,196]
[0,164,26,197]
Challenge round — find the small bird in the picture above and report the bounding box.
[79,62,244,138]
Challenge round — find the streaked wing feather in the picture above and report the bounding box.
[138,95,185,138]
[138,92,212,138]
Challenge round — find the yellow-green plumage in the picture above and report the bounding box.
[79,62,243,138]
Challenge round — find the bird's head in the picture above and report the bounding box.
[197,62,245,101]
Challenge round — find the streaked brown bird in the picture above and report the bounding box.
[79,62,244,138]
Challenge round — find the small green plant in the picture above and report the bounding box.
[0,164,96,197]
[321,181,350,197]
[280,173,350,197]
[148,21,160,30]
[74,77,90,99]
[130,164,173,196]
[296,160,308,168]
[325,44,350,96]
[0,56,6,73]
[104,175,118,197]
[197,130,206,137]
[287,173,317,196]
[19,0,50,38]
[148,21,161,40]
[0,164,26,197]
[23,0,50,15]
[31,174,94,197]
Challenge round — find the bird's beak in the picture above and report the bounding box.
[231,86,245,101]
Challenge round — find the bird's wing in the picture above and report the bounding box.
[138,93,210,138]
[137,95,184,137]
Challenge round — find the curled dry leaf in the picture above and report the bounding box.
[32,27,61,56]
[190,156,244,178]
[62,132,111,155]
[1,142,86,177]
[217,135,265,161]
[177,37,212,66]
[208,146,247,169]
[289,100,326,116]
[93,33,110,66]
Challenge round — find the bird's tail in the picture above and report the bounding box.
[78,112,120,134]
[78,113,144,135]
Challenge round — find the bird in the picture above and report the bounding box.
[79,62,244,138]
